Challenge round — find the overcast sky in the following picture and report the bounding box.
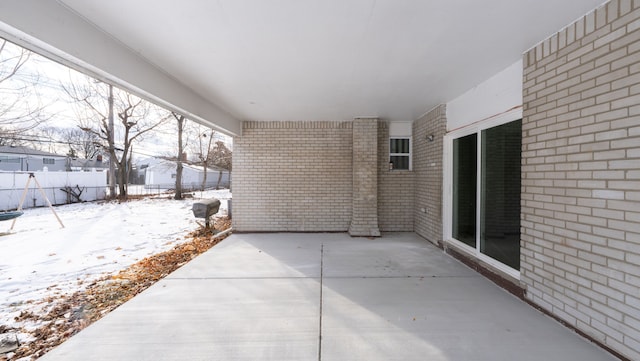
[2,38,231,161]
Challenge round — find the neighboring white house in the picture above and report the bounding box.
[140,158,230,190]
[68,155,110,172]
[0,146,67,172]
[0,146,110,173]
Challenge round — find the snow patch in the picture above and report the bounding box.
[0,189,231,330]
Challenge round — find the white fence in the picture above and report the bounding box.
[0,171,107,211]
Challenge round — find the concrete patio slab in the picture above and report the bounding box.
[40,233,617,361]
[322,232,476,278]
[321,277,610,361]
[167,233,325,279]
[40,278,320,361]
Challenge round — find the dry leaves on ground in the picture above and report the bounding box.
[2,216,231,361]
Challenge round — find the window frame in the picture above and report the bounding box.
[389,136,412,171]
[443,107,522,279]
[43,157,56,165]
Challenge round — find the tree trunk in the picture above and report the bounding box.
[108,147,120,200]
[215,170,223,190]
[118,172,127,200]
[117,151,128,201]
[175,162,183,199]
[201,166,208,191]
[174,115,185,200]
[107,84,116,200]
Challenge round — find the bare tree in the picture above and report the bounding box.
[184,125,232,190]
[0,39,51,144]
[0,134,21,147]
[196,128,215,190]
[64,75,169,200]
[59,127,102,159]
[30,126,58,153]
[172,112,186,200]
[209,140,232,189]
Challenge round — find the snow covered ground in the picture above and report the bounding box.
[0,189,230,331]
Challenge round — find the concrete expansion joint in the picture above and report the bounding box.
[167,276,318,280]
[321,275,480,280]
[318,244,324,361]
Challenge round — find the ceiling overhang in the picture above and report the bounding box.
[0,0,241,136]
[0,0,607,135]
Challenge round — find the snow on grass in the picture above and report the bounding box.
[0,189,231,331]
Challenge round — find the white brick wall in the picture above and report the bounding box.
[413,105,447,244]
[235,119,423,234]
[378,122,415,231]
[522,1,640,359]
[233,121,353,232]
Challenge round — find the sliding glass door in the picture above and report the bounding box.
[480,120,522,270]
[450,119,522,271]
[452,134,477,248]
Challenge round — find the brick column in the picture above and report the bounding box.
[349,118,380,237]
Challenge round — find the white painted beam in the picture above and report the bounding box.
[0,0,241,135]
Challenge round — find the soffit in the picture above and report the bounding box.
[46,1,608,122]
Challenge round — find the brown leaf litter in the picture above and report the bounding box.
[1,216,231,360]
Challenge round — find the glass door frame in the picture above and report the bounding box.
[443,107,522,279]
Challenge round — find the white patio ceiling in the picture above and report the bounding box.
[0,0,605,136]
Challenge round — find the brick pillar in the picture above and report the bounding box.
[349,118,380,237]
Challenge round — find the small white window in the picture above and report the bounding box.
[389,137,411,170]
[171,173,177,179]
[43,158,55,164]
